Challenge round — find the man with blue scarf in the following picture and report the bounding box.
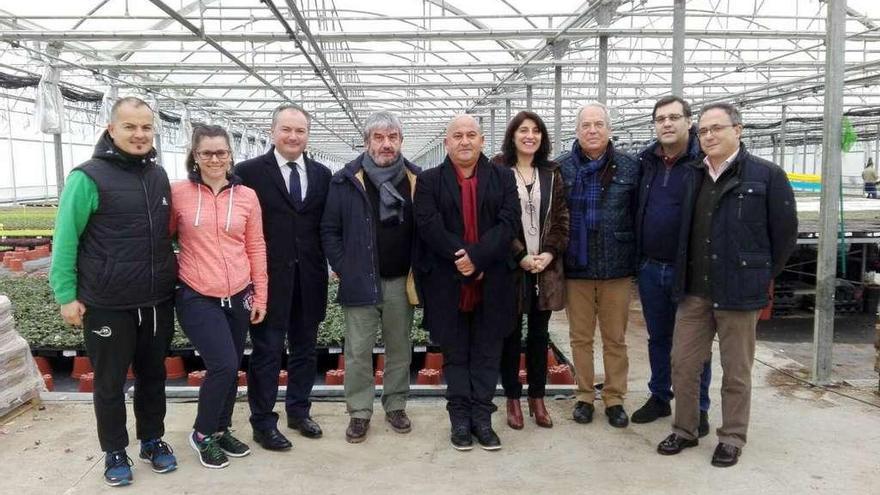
[557,102,639,428]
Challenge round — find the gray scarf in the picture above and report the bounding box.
[361,152,407,224]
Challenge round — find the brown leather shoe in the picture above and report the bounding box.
[506,399,524,430]
[711,442,741,467]
[345,418,370,444]
[385,410,412,434]
[528,398,553,428]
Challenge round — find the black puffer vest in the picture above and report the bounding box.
[75,131,177,309]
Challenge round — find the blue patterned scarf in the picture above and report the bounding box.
[566,147,606,268]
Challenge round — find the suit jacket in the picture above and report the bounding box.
[413,153,521,346]
[234,147,331,330]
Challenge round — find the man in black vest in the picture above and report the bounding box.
[235,105,331,451]
[49,97,178,487]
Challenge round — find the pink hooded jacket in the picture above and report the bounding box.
[170,175,268,309]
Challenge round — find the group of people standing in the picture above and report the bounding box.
[48,93,797,487]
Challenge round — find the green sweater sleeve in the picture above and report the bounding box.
[49,170,98,305]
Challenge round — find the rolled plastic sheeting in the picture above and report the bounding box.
[35,65,65,134]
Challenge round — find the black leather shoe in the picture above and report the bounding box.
[471,425,501,451]
[698,410,710,438]
[711,442,741,467]
[450,425,473,451]
[605,405,629,428]
[657,433,698,455]
[572,401,594,424]
[252,428,292,451]
[631,396,671,424]
[287,416,323,439]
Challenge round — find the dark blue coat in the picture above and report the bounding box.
[634,127,703,264]
[234,148,331,330]
[672,144,798,310]
[413,154,520,346]
[556,139,640,280]
[320,154,421,306]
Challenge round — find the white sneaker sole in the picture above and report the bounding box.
[188,433,230,469]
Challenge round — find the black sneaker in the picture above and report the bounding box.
[139,438,177,473]
[189,432,230,469]
[103,450,133,487]
[698,410,710,438]
[450,425,473,451]
[471,425,501,451]
[573,401,595,424]
[216,429,251,457]
[631,395,672,424]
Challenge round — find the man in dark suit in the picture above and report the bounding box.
[413,115,520,452]
[234,104,331,451]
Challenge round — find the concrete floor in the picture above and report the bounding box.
[2,305,879,495]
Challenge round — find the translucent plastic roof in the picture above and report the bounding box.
[1,0,879,163]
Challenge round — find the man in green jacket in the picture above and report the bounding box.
[49,97,178,487]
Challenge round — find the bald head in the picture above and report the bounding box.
[444,114,484,169]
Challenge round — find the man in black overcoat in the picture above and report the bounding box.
[234,104,331,450]
[413,115,520,451]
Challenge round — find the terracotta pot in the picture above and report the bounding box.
[6,259,23,272]
[33,356,52,375]
[416,368,441,385]
[546,347,559,368]
[374,369,384,385]
[336,354,345,370]
[78,372,95,392]
[127,366,135,380]
[71,356,93,379]
[43,373,54,391]
[187,370,206,386]
[278,370,288,386]
[325,369,345,385]
[548,364,575,385]
[237,370,247,386]
[423,352,443,371]
[518,369,528,385]
[164,356,186,380]
[375,354,385,372]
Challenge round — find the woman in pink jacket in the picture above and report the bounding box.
[170,125,268,469]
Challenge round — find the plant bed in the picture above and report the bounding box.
[2,275,430,353]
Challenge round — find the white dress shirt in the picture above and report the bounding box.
[274,148,308,200]
[703,147,740,183]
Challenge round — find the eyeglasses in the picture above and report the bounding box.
[654,114,685,124]
[697,124,737,138]
[196,150,231,160]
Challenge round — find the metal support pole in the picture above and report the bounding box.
[505,99,511,124]
[771,135,778,164]
[526,84,533,111]
[671,0,686,96]
[875,123,879,166]
[598,35,608,105]
[803,131,809,174]
[779,105,787,169]
[812,0,846,385]
[5,101,17,203]
[53,133,64,197]
[490,108,496,155]
[554,64,562,156]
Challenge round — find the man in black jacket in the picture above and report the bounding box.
[321,111,420,444]
[656,103,797,467]
[632,96,712,436]
[235,104,331,451]
[49,97,178,486]
[414,115,520,451]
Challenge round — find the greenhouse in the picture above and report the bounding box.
[0,1,878,493]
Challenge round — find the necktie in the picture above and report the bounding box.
[287,161,303,207]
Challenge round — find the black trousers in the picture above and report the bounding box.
[175,284,250,436]
[82,300,174,452]
[442,309,504,429]
[248,269,318,430]
[499,299,551,399]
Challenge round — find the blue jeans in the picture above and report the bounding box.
[638,259,711,411]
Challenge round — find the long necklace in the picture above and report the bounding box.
[514,165,538,236]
